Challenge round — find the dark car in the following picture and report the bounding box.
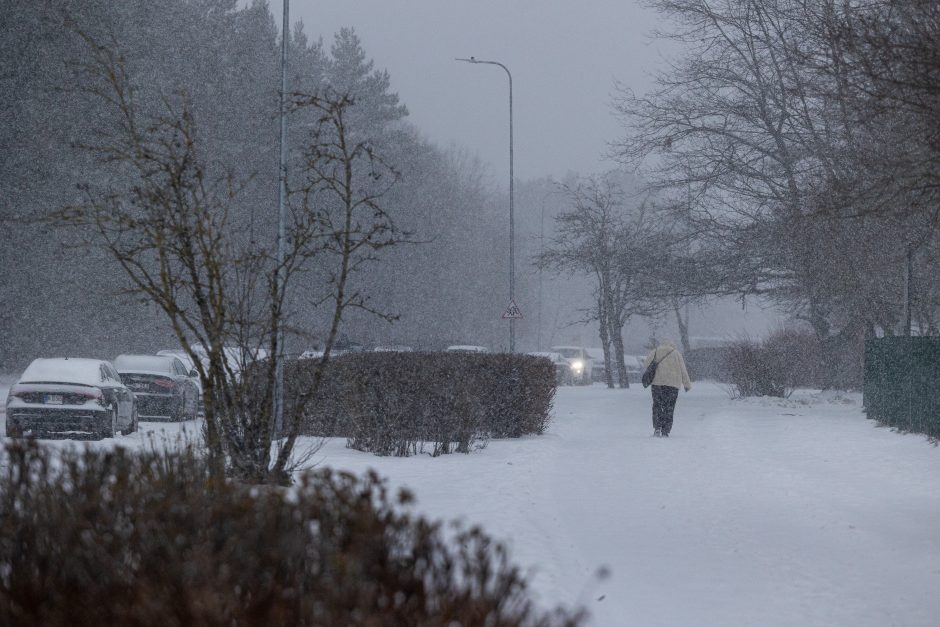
[114,354,200,422]
[157,349,206,417]
[5,358,137,439]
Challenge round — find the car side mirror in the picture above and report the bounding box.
[190,369,199,378]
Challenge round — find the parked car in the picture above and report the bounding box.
[446,345,489,353]
[527,351,572,385]
[624,355,643,383]
[588,350,643,384]
[156,349,206,416]
[183,345,267,377]
[587,348,607,383]
[5,357,137,439]
[114,354,200,422]
[549,346,594,385]
[373,345,414,352]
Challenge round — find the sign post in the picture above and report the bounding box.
[502,301,524,320]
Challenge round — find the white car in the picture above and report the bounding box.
[587,349,644,384]
[549,346,594,385]
[6,358,138,439]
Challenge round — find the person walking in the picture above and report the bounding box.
[643,339,692,437]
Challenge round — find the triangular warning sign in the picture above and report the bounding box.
[501,300,524,319]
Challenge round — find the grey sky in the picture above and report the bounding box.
[268,1,781,339]
[271,0,665,182]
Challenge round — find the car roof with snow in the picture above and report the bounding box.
[114,354,177,374]
[156,349,201,365]
[18,358,111,386]
[527,351,565,361]
[446,345,489,353]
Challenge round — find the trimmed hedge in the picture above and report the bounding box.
[285,352,556,456]
[0,442,584,626]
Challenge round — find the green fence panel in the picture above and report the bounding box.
[864,337,940,439]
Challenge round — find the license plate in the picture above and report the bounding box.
[46,394,63,405]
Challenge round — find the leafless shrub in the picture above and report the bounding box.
[50,32,404,484]
[0,441,584,626]
[723,328,823,398]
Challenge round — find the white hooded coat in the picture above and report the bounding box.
[644,342,692,391]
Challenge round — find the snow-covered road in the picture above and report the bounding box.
[3,381,938,626]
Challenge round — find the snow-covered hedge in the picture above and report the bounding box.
[286,352,556,456]
[0,442,583,626]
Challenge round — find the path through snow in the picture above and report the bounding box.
[309,383,940,627]
[2,381,938,626]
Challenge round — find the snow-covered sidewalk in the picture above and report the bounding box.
[2,381,938,626]
[309,383,940,627]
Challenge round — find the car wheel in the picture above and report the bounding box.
[178,398,189,422]
[124,406,139,435]
[101,405,118,439]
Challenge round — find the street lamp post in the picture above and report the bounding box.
[273,0,289,436]
[456,56,515,352]
[538,187,553,352]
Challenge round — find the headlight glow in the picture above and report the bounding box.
[571,360,584,371]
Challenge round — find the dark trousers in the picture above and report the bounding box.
[652,385,679,435]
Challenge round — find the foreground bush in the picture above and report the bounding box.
[285,352,556,456]
[0,442,583,626]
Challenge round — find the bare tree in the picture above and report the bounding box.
[611,0,940,344]
[273,89,403,472]
[538,174,661,388]
[53,36,402,483]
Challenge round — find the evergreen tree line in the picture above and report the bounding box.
[0,0,514,371]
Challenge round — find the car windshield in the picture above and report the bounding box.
[554,348,581,359]
[114,355,174,374]
[157,350,194,368]
[18,358,106,386]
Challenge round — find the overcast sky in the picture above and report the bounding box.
[269,0,668,184]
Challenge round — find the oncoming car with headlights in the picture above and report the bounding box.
[549,346,594,385]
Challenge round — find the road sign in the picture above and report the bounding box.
[501,300,524,319]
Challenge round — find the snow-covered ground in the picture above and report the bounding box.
[2,380,938,626]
